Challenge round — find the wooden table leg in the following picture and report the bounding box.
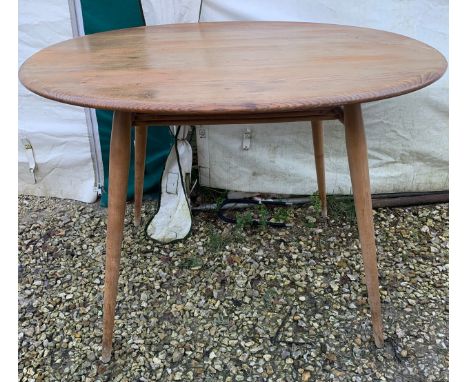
[134,125,148,226]
[344,103,384,348]
[311,120,327,218]
[101,111,132,363]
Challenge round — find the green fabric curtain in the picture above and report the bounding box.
[80,0,173,207]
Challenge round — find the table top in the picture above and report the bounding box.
[19,21,447,116]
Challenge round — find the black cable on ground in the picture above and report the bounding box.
[216,198,309,228]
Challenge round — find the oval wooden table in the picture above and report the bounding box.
[19,21,447,362]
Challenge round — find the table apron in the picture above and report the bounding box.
[131,107,344,126]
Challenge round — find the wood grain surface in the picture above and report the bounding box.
[344,103,384,347]
[19,21,447,115]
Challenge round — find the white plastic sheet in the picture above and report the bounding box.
[18,0,448,204]
[141,0,201,25]
[197,0,448,194]
[18,0,97,202]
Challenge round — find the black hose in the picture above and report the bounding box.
[217,198,304,228]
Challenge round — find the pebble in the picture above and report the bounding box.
[18,195,448,382]
[86,352,95,362]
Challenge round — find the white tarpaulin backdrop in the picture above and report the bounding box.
[19,0,98,202]
[19,0,448,202]
[196,0,448,195]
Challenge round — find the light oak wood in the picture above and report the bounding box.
[17,21,449,361]
[344,103,384,348]
[19,22,446,116]
[312,121,327,218]
[134,126,147,226]
[132,107,344,126]
[102,111,132,363]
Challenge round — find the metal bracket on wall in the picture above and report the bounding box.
[21,138,37,184]
[242,128,251,150]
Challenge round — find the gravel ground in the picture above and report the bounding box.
[18,195,448,381]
